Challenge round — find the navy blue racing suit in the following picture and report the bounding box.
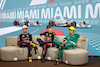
[18,33,38,57]
[37,32,56,59]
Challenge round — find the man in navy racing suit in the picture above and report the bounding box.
[37,25,56,63]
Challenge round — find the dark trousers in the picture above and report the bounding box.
[37,38,50,59]
[18,41,37,57]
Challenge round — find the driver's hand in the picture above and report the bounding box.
[24,39,27,42]
[62,40,67,44]
[26,40,30,43]
[49,43,52,47]
[62,42,65,44]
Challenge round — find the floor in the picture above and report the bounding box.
[0,57,100,67]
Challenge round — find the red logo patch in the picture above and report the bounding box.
[49,0,54,3]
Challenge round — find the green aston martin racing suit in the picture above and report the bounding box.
[53,33,80,58]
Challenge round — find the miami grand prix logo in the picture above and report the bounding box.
[30,0,54,6]
[0,0,6,10]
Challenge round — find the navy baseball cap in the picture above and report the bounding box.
[46,25,52,29]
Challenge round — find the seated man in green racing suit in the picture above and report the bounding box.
[53,26,86,65]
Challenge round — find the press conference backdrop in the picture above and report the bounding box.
[0,0,100,56]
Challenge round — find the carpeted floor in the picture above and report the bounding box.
[0,57,100,67]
